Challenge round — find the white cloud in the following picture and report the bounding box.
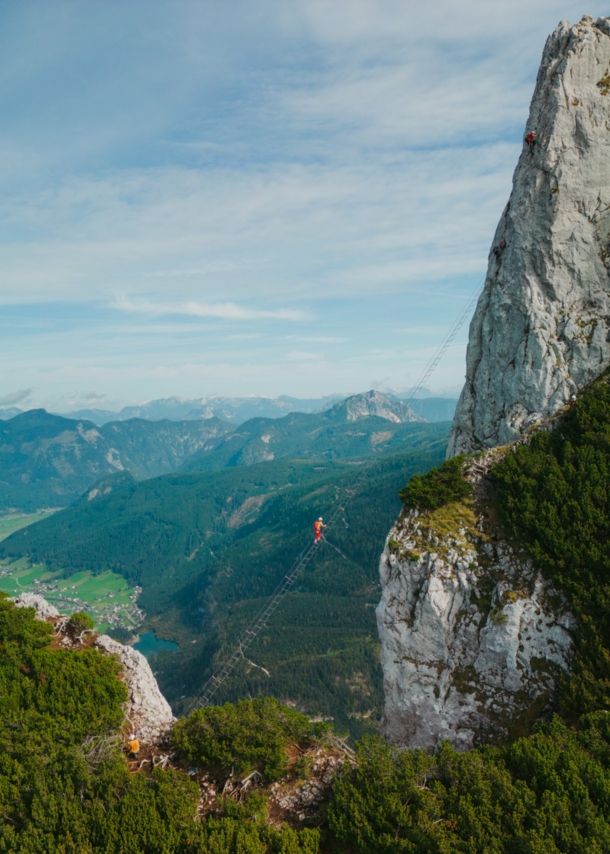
[113,297,311,321]
[2,0,608,400]
[286,335,348,343]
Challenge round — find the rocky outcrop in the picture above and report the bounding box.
[329,390,425,423]
[13,592,60,620]
[11,593,174,745]
[95,635,175,743]
[449,15,610,455]
[376,455,576,751]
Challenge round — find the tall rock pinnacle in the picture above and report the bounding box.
[448,15,610,456]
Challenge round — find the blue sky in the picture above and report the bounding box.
[2,0,609,412]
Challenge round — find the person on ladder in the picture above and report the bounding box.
[314,517,326,543]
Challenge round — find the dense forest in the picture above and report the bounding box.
[5,586,610,853]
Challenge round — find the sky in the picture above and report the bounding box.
[2,0,609,412]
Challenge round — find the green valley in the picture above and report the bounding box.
[0,559,141,634]
[0,425,449,737]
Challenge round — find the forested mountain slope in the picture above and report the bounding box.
[1,433,449,737]
[0,409,232,511]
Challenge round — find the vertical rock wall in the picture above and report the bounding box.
[376,456,575,751]
[449,15,610,455]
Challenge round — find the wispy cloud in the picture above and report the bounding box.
[0,388,32,406]
[286,335,348,343]
[113,297,312,321]
[2,0,608,402]
[286,351,324,361]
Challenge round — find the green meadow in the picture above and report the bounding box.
[0,558,141,634]
[0,511,53,541]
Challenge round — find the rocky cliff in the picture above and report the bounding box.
[449,15,610,455]
[376,453,576,751]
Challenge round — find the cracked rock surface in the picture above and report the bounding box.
[95,635,175,743]
[13,592,60,620]
[449,15,610,455]
[376,457,576,751]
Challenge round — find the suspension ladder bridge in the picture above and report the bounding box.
[186,276,485,713]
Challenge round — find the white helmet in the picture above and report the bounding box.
[318,517,323,521]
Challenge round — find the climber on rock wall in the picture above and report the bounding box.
[525,132,537,150]
[493,240,506,260]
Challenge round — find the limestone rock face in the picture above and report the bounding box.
[376,457,576,751]
[96,635,176,743]
[449,15,610,455]
[10,593,175,743]
[13,592,60,620]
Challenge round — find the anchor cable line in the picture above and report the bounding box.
[401,274,485,411]
[187,276,486,712]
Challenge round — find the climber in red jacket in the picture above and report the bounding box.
[525,132,537,150]
[313,517,326,543]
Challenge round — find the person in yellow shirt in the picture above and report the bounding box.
[128,734,140,758]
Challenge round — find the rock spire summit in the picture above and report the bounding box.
[448,16,610,455]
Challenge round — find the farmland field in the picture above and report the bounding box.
[0,512,55,541]
[0,558,142,634]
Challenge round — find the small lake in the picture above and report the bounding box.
[133,632,179,658]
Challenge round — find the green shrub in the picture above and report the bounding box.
[0,594,322,852]
[493,374,610,716]
[67,610,95,637]
[328,715,610,853]
[173,697,330,781]
[399,454,471,510]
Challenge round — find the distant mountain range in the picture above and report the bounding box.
[0,410,232,512]
[59,393,345,425]
[0,407,24,420]
[0,390,456,511]
[181,390,430,472]
[0,392,458,426]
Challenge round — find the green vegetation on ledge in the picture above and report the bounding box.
[399,454,472,511]
[173,698,330,781]
[493,369,610,718]
[0,592,322,852]
[328,713,610,853]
